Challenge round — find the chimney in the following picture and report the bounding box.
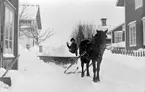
[101,18,107,26]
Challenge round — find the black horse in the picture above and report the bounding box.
[79,29,108,82]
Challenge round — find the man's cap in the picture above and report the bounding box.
[70,38,75,41]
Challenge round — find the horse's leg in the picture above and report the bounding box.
[96,58,102,82]
[86,60,90,77]
[92,60,97,82]
[81,57,84,77]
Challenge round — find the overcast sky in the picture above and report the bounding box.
[20,0,125,47]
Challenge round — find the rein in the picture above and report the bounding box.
[64,51,86,73]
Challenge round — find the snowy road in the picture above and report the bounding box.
[1,47,145,92]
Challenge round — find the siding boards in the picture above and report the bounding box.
[125,0,143,50]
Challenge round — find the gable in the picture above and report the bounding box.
[110,23,125,32]
[19,4,42,29]
[19,5,38,20]
[116,0,124,6]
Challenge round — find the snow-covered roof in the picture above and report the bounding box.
[116,0,124,6]
[107,34,112,39]
[109,23,125,33]
[19,5,39,20]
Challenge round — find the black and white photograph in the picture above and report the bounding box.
[0,0,145,91]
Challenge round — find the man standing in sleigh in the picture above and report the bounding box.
[66,38,78,56]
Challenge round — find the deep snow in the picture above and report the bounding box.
[0,45,145,92]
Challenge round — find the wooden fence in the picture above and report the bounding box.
[111,48,145,57]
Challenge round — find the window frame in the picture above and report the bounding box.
[135,0,143,10]
[128,21,136,47]
[3,0,15,57]
[114,31,123,43]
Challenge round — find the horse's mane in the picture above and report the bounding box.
[91,33,101,47]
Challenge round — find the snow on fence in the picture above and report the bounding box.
[111,48,145,57]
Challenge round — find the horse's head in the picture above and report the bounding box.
[93,29,108,46]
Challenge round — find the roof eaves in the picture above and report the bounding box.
[116,0,125,7]
[109,23,125,32]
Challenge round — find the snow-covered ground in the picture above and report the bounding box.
[0,45,145,92]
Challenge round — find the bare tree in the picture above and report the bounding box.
[71,22,95,45]
[84,24,96,40]
[71,23,85,45]
[20,26,53,45]
[19,4,53,46]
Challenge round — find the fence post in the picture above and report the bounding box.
[143,50,145,57]
[123,49,125,55]
[133,50,135,56]
[141,50,143,57]
[127,50,129,55]
[130,50,132,56]
[138,51,140,57]
[136,50,138,57]
[128,50,130,56]
[125,49,127,55]
[129,50,131,56]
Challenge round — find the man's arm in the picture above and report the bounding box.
[66,42,70,49]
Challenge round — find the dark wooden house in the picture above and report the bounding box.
[117,0,145,50]
[0,0,19,70]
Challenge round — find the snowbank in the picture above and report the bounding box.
[0,44,145,92]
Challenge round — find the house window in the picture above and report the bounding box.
[128,21,136,47]
[4,1,15,57]
[114,31,123,43]
[135,0,142,9]
[142,17,145,45]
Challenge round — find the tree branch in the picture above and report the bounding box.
[38,31,54,44]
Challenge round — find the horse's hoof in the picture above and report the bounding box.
[81,74,84,77]
[81,75,84,77]
[93,77,100,83]
[97,79,100,82]
[96,77,100,82]
[93,79,100,83]
[86,73,90,77]
[81,73,84,77]
[93,79,98,83]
